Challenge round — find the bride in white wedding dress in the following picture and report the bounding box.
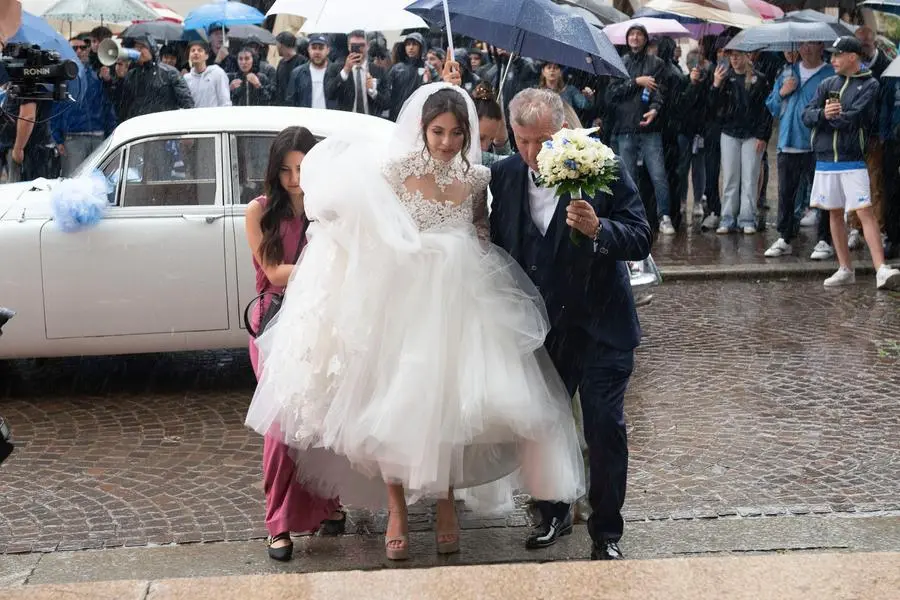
[245,83,584,560]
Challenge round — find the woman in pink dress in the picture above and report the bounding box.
[244,126,345,561]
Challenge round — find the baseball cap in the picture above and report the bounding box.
[827,36,863,55]
[308,33,329,46]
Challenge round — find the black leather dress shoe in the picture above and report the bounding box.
[525,512,573,549]
[591,539,624,560]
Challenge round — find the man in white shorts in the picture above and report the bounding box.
[802,36,900,290]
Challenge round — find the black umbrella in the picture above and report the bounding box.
[121,20,184,43]
[555,0,629,25]
[227,24,276,44]
[777,9,858,32]
[726,20,853,52]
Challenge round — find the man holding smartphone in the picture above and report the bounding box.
[325,30,385,115]
[802,36,900,290]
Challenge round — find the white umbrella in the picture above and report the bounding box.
[643,0,762,29]
[268,0,428,33]
[42,0,161,23]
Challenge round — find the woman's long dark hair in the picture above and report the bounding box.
[258,126,317,267]
[420,88,473,171]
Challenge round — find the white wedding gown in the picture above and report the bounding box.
[246,86,584,512]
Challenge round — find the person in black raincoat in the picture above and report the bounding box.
[121,33,195,121]
[479,48,539,139]
[382,33,434,121]
[230,46,272,106]
[656,37,690,231]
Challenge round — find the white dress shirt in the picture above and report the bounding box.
[528,168,600,250]
[339,61,378,113]
[527,169,560,236]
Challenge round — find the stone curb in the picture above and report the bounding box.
[1,552,898,600]
[658,259,889,282]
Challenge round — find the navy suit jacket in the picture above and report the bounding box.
[489,154,652,352]
[286,63,339,109]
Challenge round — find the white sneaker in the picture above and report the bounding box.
[764,238,792,257]
[848,228,863,250]
[693,202,705,218]
[743,226,757,235]
[702,213,720,231]
[715,225,731,234]
[824,267,856,287]
[799,210,817,228]
[659,216,676,235]
[876,264,900,290]
[810,241,835,260]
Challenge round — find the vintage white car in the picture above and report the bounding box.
[0,106,659,359]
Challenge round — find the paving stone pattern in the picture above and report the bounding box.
[1,280,898,553]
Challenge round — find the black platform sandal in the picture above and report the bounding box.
[319,509,347,536]
[266,532,293,561]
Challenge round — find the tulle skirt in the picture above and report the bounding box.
[245,219,584,512]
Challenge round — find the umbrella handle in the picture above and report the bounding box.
[442,0,454,58]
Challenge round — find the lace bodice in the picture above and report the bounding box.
[383,151,490,234]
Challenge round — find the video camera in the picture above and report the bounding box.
[1,43,79,102]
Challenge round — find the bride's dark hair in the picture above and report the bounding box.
[420,88,472,171]
[259,126,317,267]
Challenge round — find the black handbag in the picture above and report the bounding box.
[243,218,310,338]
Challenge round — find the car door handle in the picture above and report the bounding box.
[181,214,225,224]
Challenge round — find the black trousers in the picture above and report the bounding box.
[776,153,816,243]
[704,126,722,216]
[883,140,900,245]
[536,326,634,544]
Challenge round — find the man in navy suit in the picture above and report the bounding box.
[489,88,652,560]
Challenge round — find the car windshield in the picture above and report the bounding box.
[71,137,114,178]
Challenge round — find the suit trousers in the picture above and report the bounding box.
[535,326,633,543]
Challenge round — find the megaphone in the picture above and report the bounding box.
[98,38,141,66]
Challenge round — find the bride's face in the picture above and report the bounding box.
[424,112,465,162]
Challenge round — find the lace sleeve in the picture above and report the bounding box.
[469,165,491,242]
[381,156,406,196]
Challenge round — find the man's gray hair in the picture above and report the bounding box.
[509,88,566,130]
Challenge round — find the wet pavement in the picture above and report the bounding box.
[1,278,898,555]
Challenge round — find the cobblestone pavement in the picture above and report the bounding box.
[1,280,898,554]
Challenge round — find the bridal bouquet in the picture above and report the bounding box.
[536,127,618,244]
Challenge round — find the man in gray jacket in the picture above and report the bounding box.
[802,36,900,290]
[184,41,232,108]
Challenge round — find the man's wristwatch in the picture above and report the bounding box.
[592,221,603,243]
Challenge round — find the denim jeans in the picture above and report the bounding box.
[616,133,670,221]
[720,133,762,230]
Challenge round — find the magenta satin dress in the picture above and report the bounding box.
[249,196,341,536]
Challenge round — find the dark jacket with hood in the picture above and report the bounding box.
[230,55,272,106]
[606,25,667,135]
[710,63,772,141]
[122,34,195,120]
[383,33,430,121]
[802,68,879,164]
[655,37,698,137]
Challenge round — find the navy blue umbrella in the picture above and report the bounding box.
[633,7,705,24]
[404,0,628,78]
